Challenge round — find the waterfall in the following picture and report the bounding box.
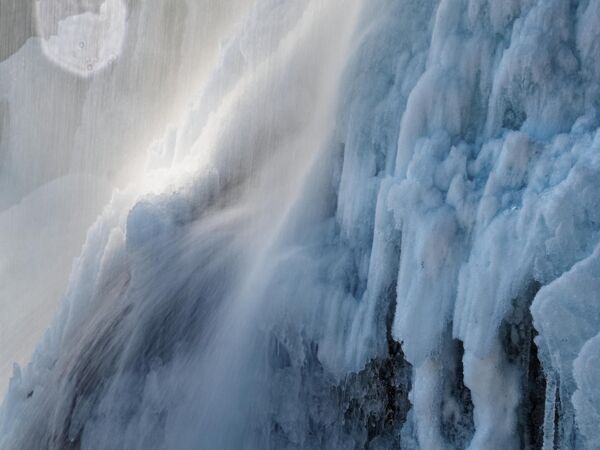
[2,1,600,449]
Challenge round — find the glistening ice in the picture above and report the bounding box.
[1,0,600,449]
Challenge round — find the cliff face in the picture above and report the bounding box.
[2,1,600,449]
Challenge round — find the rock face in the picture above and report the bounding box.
[2,1,600,449]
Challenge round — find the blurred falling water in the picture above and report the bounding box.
[0,0,254,392]
[0,0,363,447]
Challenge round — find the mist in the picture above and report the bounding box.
[0,0,252,392]
[3,1,600,449]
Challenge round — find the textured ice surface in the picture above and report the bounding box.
[2,0,600,449]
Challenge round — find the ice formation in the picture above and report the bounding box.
[2,0,600,449]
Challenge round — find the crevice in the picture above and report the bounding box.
[500,281,545,449]
[554,383,561,450]
[441,339,474,447]
[502,104,527,131]
[266,282,413,450]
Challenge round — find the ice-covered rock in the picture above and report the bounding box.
[2,0,600,449]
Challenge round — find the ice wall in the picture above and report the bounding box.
[2,0,600,449]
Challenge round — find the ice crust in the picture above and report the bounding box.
[2,0,600,449]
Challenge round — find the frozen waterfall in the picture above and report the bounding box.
[2,0,600,449]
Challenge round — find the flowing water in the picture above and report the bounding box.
[2,1,600,449]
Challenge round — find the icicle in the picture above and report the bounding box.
[542,373,557,450]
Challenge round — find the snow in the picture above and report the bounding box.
[2,0,600,449]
